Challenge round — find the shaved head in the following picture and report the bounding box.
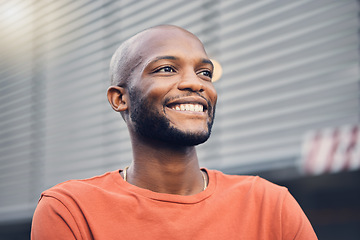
[109,25,205,87]
[107,24,217,145]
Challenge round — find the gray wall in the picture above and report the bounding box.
[0,0,359,223]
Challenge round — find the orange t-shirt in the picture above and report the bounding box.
[31,169,317,239]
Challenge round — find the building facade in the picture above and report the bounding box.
[0,0,359,239]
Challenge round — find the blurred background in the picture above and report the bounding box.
[1,0,360,239]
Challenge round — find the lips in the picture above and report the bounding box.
[165,96,208,113]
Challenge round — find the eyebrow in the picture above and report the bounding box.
[151,56,214,68]
[152,56,178,63]
[202,58,214,68]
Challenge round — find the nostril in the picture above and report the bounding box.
[178,86,204,93]
[177,79,205,92]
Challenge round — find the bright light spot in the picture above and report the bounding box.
[211,59,223,82]
[0,2,30,27]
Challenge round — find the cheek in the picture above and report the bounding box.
[141,80,174,102]
[206,85,218,104]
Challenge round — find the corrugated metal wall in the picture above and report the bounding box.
[0,0,359,223]
[211,0,360,174]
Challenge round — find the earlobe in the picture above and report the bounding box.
[107,86,128,112]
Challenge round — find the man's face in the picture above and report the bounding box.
[126,27,217,146]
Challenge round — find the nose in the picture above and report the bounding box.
[177,71,204,92]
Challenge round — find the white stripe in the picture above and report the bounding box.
[331,125,352,173]
[348,127,360,170]
[312,128,333,175]
[300,130,317,174]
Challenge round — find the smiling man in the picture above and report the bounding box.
[31,25,317,239]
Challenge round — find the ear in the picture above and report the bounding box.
[107,86,128,112]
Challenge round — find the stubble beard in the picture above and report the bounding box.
[128,88,215,146]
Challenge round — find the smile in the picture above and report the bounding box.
[170,103,204,112]
[165,96,209,114]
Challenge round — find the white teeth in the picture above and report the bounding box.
[195,105,199,112]
[184,104,189,111]
[171,104,204,112]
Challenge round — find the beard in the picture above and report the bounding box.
[128,88,215,146]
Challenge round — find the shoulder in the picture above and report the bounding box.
[35,170,120,224]
[207,170,317,238]
[210,169,287,193]
[208,169,288,203]
[41,170,118,201]
[31,172,118,240]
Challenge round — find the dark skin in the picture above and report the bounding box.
[107,26,217,196]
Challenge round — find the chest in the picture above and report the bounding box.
[78,193,282,240]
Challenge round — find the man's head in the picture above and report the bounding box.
[107,25,217,146]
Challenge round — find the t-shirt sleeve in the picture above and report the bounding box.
[31,195,81,240]
[281,190,318,240]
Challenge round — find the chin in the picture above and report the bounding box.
[134,114,212,146]
[169,129,211,146]
[146,121,213,146]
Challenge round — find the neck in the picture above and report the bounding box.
[125,135,206,195]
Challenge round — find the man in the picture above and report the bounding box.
[31,25,317,239]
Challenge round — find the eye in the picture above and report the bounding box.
[154,66,176,73]
[198,70,213,79]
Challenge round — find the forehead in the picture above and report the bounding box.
[134,28,208,62]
